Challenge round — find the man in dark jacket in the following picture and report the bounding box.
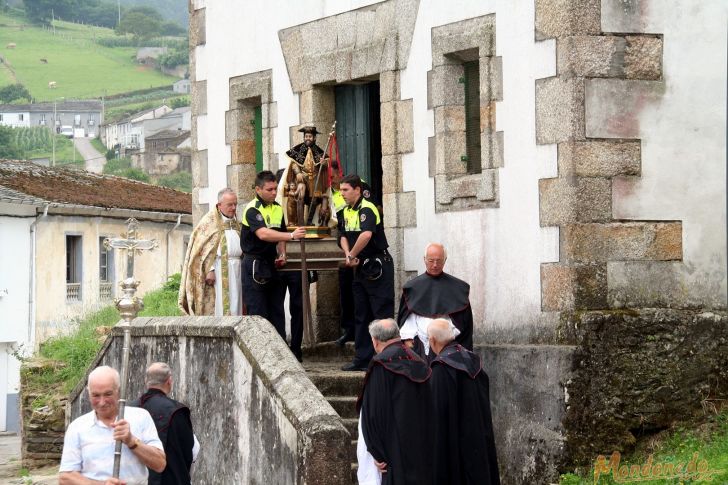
[356,318,432,484]
[131,362,197,485]
[428,319,500,485]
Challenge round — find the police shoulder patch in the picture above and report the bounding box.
[360,213,366,222]
[256,213,263,222]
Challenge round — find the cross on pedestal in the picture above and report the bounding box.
[102,218,159,479]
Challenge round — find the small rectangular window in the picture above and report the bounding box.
[66,235,82,301]
[463,60,481,174]
[18,114,24,121]
[74,114,81,126]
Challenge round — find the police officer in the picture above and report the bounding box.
[337,174,394,371]
[331,166,376,347]
[275,168,305,362]
[242,170,306,342]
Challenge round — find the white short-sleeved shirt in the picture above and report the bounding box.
[59,406,164,485]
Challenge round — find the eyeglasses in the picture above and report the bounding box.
[425,258,445,264]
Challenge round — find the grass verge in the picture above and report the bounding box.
[21,274,181,408]
[560,409,728,484]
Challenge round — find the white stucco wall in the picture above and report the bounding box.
[0,210,34,431]
[600,0,727,308]
[34,215,191,341]
[0,112,31,128]
[401,1,558,334]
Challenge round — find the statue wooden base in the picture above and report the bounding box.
[280,236,342,271]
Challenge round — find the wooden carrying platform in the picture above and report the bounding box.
[279,236,343,271]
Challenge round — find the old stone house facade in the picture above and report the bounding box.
[189,0,727,482]
[0,160,192,434]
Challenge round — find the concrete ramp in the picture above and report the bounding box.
[67,316,351,484]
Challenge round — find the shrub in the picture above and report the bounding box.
[102,157,132,175]
[105,149,116,161]
[157,171,192,192]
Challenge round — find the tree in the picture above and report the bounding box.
[160,20,184,36]
[157,171,191,192]
[116,10,160,40]
[0,126,23,159]
[23,0,79,24]
[0,83,32,103]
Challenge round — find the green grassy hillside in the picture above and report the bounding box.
[0,11,177,101]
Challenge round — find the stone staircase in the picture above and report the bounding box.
[303,342,365,483]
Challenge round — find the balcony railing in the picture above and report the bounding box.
[99,282,113,300]
[66,283,81,301]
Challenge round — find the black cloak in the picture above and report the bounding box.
[286,142,325,164]
[130,388,194,485]
[397,272,474,352]
[430,342,500,485]
[357,341,433,485]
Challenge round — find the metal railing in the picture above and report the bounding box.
[66,283,81,301]
[99,282,113,300]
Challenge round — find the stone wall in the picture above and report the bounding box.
[558,309,728,464]
[19,361,65,469]
[67,316,350,484]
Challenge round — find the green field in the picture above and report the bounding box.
[0,11,177,101]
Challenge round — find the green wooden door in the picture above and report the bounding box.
[335,84,371,182]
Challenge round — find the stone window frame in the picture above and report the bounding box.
[428,15,503,212]
[225,70,278,202]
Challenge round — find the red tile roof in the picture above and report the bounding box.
[0,160,191,214]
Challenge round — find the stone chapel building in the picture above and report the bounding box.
[188,1,727,482]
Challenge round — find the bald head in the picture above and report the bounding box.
[87,366,120,421]
[87,365,120,391]
[428,319,454,355]
[424,243,447,276]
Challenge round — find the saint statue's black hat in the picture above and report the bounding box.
[298,126,321,135]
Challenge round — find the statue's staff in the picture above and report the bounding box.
[308,121,337,226]
[104,218,158,478]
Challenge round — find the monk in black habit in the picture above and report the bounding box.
[356,318,433,485]
[398,243,473,358]
[428,319,500,485]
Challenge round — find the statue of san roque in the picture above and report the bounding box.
[280,125,333,228]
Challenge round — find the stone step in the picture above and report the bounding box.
[351,462,358,484]
[327,396,358,419]
[304,362,365,396]
[302,341,356,361]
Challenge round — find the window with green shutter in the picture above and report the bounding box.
[463,60,481,174]
[254,105,263,172]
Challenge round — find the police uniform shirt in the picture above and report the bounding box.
[241,195,286,261]
[338,196,388,259]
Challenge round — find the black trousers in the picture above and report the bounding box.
[279,270,304,360]
[338,267,356,335]
[242,256,286,340]
[351,256,395,365]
